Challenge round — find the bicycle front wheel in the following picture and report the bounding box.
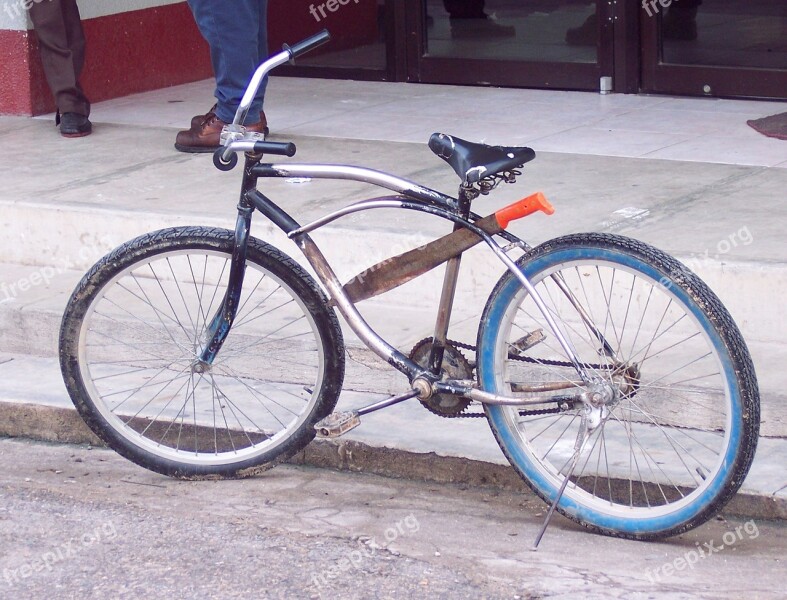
[60,227,345,479]
[477,233,759,539]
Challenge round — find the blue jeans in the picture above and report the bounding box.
[187,0,268,124]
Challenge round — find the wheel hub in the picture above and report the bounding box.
[608,362,641,404]
[191,360,212,374]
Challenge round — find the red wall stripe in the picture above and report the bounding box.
[1,2,212,116]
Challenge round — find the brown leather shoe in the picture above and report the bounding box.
[190,104,267,130]
[190,103,217,129]
[175,113,268,153]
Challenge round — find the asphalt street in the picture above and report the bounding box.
[0,437,784,599]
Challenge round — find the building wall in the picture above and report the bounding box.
[0,0,212,115]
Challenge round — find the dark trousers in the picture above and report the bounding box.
[29,0,90,117]
[187,0,268,124]
[444,1,486,19]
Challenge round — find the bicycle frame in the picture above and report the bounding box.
[200,32,598,405]
[58,31,759,550]
[198,152,597,407]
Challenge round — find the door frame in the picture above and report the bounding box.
[640,6,787,100]
[271,1,785,101]
[403,0,617,92]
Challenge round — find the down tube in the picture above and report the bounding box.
[293,196,594,386]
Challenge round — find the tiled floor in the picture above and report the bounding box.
[37,76,787,167]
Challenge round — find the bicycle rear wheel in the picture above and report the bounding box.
[60,227,344,479]
[477,233,759,539]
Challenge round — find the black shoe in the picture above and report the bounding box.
[59,112,92,138]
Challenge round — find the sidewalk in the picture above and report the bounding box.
[3,437,786,599]
[0,77,785,519]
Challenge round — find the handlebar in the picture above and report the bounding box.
[283,30,331,62]
[253,141,297,156]
[213,140,297,171]
[216,30,330,170]
[233,29,331,128]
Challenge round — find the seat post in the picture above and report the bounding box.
[427,186,474,374]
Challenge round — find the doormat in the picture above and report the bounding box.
[747,112,787,140]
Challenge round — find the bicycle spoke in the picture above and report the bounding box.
[68,240,336,472]
[484,238,753,534]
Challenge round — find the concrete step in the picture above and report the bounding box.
[0,259,462,397]
[0,353,783,521]
[1,250,785,436]
[1,126,785,444]
[2,193,786,343]
[0,352,501,463]
[2,125,785,358]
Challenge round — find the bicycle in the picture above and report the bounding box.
[59,31,760,544]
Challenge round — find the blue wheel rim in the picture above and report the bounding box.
[478,245,742,535]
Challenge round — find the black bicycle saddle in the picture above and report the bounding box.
[428,132,536,185]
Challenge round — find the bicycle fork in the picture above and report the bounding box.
[198,162,257,367]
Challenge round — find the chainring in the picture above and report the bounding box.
[408,337,474,417]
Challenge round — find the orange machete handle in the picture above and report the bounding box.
[495,192,555,229]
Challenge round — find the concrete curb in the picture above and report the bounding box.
[2,399,784,523]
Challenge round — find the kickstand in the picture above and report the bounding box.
[531,415,590,551]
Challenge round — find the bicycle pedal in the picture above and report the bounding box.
[510,329,546,355]
[315,411,361,438]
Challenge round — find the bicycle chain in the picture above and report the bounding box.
[442,338,571,419]
[448,338,605,370]
[452,406,564,419]
[440,340,632,419]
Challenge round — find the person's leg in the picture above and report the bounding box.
[255,0,268,109]
[29,0,90,117]
[187,0,264,125]
[61,0,89,115]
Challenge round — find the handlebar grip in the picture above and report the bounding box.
[284,30,331,61]
[252,141,297,157]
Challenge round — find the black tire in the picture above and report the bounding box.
[477,233,759,539]
[59,227,345,479]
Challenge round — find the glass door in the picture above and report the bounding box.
[641,0,787,99]
[406,0,616,91]
[268,0,398,81]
